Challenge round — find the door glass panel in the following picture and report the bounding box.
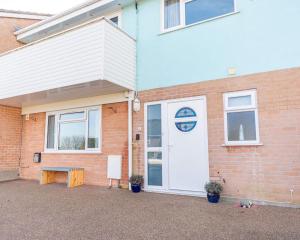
[227,111,256,141]
[228,95,252,108]
[147,104,162,147]
[148,152,162,186]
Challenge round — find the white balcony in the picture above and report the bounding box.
[0,17,136,107]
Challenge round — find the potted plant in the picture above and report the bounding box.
[204,181,223,203]
[129,175,144,193]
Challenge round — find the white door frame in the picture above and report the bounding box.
[144,96,209,197]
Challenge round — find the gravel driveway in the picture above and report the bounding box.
[0,180,299,240]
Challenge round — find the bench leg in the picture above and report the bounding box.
[40,171,56,185]
[68,169,84,188]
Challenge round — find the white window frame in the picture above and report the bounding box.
[44,106,102,154]
[223,89,260,146]
[161,0,237,32]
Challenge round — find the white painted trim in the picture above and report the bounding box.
[144,188,207,197]
[223,89,260,145]
[106,10,122,28]
[160,0,238,34]
[144,95,209,196]
[0,12,49,20]
[128,97,133,190]
[22,92,128,115]
[15,0,114,35]
[44,106,102,154]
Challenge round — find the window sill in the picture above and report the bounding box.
[159,11,240,35]
[222,143,264,147]
[42,151,102,155]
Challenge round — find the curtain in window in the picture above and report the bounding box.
[164,0,180,29]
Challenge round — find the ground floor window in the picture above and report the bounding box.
[45,106,101,153]
[223,90,260,145]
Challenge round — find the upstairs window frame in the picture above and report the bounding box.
[161,0,237,32]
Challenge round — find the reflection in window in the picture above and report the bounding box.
[147,104,162,147]
[228,95,251,108]
[164,0,181,29]
[59,122,85,150]
[148,152,162,186]
[47,115,55,149]
[185,0,235,25]
[88,109,100,149]
[227,111,256,141]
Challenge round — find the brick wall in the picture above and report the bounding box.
[0,105,22,171]
[0,17,39,176]
[0,17,39,53]
[133,67,300,204]
[20,102,129,187]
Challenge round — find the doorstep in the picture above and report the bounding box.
[0,169,19,182]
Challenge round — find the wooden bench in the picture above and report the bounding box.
[40,167,84,188]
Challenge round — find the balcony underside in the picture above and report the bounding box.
[0,80,126,108]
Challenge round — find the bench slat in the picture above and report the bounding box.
[41,167,84,172]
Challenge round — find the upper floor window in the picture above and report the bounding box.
[163,0,235,31]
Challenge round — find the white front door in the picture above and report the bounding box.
[145,96,209,195]
[167,99,209,193]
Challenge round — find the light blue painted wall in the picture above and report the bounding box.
[122,0,300,91]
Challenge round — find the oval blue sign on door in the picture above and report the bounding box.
[175,107,196,118]
[175,107,197,132]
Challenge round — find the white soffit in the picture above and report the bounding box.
[15,0,133,43]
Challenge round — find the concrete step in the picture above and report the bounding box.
[0,169,19,182]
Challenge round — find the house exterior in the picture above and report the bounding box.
[0,0,299,206]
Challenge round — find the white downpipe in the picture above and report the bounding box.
[128,96,133,190]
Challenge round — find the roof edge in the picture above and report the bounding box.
[14,0,105,35]
[0,9,51,20]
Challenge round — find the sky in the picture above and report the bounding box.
[0,0,88,14]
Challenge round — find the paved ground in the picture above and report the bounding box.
[0,181,299,240]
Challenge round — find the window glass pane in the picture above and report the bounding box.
[228,95,252,108]
[148,152,162,186]
[147,104,162,147]
[164,0,180,29]
[59,122,85,150]
[47,115,55,149]
[110,16,118,25]
[227,111,256,141]
[185,0,235,25]
[88,109,99,149]
[60,112,84,121]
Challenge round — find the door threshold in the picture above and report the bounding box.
[144,188,206,197]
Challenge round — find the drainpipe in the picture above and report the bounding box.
[128,92,133,190]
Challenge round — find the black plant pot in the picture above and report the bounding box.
[207,193,220,203]
[131,184,141,193]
